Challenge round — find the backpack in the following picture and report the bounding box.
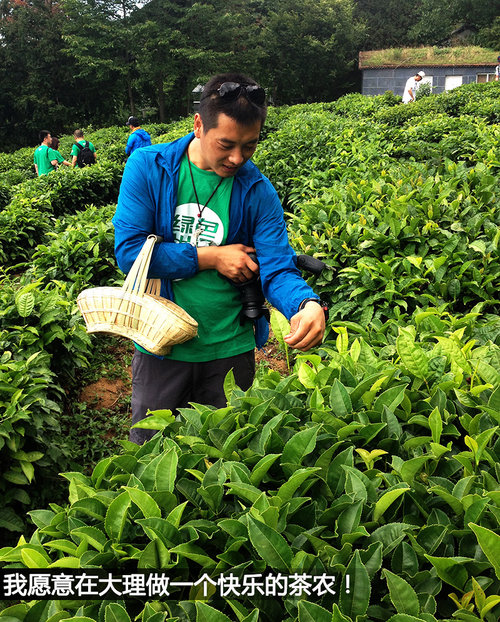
[75,141,95,167]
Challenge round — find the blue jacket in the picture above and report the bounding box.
[125,128,152,156]
[112,132,319,348]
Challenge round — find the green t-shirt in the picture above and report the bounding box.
[164,154,255,362]
[71,140,96,167]
[33,145,61,176]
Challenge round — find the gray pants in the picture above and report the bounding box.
[130,349,255,444]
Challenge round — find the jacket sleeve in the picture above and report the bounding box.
[250,177,319,320]
[124,134,135,155]
[112,149,199,281]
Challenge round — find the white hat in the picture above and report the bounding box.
[417,71,426,78]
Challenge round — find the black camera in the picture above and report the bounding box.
[223,252,327,325]
[226,252,270,325]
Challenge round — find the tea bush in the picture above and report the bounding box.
[0,164,122,265]
[253,83,499,328]
[0,81,498,621]
[0,276,93,539]
[0,147,36,179]
[0,318,498,621]
[27,204,118,289]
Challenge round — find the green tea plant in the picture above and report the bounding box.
[0,164,122,266]
[415,83,433,101]
[7,161,123,218]
[254,86,499,327]
[26,204,118,289]
[0,321,498,622]
[0,275,93,538]
[0,147,36,178]
[0,81,498,622]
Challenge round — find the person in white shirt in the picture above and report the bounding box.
[402,71,425,103]
[495,56,499,81]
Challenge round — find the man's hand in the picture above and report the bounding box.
[197,244,259,282]
[284,301,325,351]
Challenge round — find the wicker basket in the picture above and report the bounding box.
[77,235,198,355]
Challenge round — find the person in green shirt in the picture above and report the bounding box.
[114,72,327,444]
[71,129,97,168]
[33,130,70,176]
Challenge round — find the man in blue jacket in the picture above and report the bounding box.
[113,73,326,444]
[125,116,152,156]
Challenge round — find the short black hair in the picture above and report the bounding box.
[127,116,140,127]
[198,72,267,132]
[39,129,51,143]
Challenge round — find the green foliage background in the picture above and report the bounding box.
[0,0,497,150]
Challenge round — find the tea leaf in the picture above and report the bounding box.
[331,604,351,622]
[155,448,178,492]
[281,424,319,471]
[329,379,353,416]
[104,603,131,622]
[247,514,293,571]
[297,600,333,622]
[374,384,408,414]
[21,547,50,568]
[396,329,428,379]
[195,602,232,622]
[223,369,237,402]
[428,408,443,444]
[70,526,107,552]
[124,487,161,519]
[131,410,175,430]
[373,485,409,521]
[434,337,471,374]
[296,361,317,389]
[169,542,217,569]
[276,467,321,503]
[250,454,281,487]
[424,555,471,590]
[339,550,371,618]
[469,523,500,580]
[383,569,420,616]
[15,291,35,318]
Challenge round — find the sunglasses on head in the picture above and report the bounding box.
[206,82,266,105]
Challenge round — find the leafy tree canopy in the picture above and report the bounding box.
[0,0,498,150]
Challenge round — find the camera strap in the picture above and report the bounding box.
[187,153,224,245]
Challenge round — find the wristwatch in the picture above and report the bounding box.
[298,298,329,322]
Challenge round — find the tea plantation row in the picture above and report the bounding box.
[0,83,498,622]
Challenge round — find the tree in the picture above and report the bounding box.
[61,0,137,124]
[477,15,500,50]
[0,0,73,148]
[259,0,365,104]
[407,0,500,46]
[354,0,421,50]
[128,0,266,119]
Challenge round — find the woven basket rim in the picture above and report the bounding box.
[77,286,198,327]
[77,285,198,354]
[76,235,197,353]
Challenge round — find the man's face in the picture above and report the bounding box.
[44,133,52,145]
[416,75,422,82]
[193,112,261,177]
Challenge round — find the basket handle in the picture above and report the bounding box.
[122,235,161,297]
[145,279,161,296]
